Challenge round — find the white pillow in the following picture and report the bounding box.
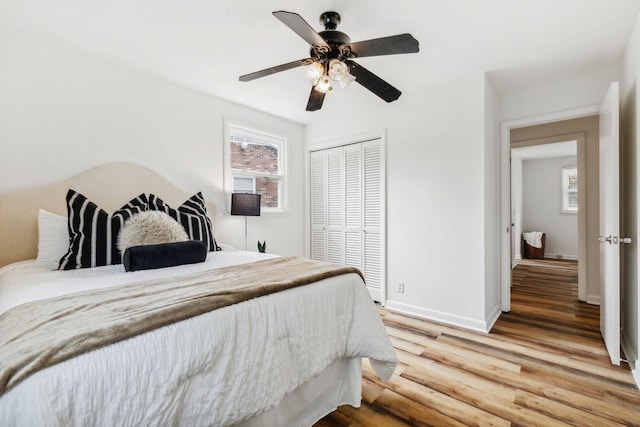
[36,209,69,262]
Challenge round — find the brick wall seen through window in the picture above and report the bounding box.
[230,135,282,209]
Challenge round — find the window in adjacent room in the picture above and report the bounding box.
[225,122,287,212]
[562,166,578,213]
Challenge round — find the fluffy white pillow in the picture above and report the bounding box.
[36,209,69,263]
[117,211,189,253]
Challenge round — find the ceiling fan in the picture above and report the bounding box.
[239,10,419,112]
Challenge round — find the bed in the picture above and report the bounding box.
[0,162,397,426]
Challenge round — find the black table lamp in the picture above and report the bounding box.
[230,193,261,250]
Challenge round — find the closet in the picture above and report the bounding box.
[310,137,385,302]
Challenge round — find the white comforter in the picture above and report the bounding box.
[0,250,397,426]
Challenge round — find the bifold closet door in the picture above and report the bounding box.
[310,139,384,302]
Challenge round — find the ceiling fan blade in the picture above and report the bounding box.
[342,33,419,58]
[239,58,312,82]
[306,87,326,111]
[273,11,330,49]
[346,60,401,103]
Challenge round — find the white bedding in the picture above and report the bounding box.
[0,250,397,426]
[0,246,276,315]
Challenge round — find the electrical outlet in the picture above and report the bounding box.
[396,281,404,293]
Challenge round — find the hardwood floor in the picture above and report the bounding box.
[315,259,640,426]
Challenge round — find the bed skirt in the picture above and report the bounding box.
[238,357,362,426]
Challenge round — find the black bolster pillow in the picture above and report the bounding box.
[123,240,207,272]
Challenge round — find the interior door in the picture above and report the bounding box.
[599,81,621,365]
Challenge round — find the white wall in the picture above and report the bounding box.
[306,74,495,331]
[498,65,621,122]
[522,156,578,259]
[483,75,501,327]
[0,25,306,257]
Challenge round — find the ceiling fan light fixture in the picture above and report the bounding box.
[315,74,333,93]
[304,62,324,86]
[328,59,355,89]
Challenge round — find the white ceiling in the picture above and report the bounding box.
[2,0,640,125]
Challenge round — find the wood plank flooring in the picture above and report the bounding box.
[315,259,640,426]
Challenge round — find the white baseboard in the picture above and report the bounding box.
[384,300,496,333]
[586,295,601,305]
[543,253,578,260]
[485,304,502,331]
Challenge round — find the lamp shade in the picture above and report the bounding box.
[230,193,261,216]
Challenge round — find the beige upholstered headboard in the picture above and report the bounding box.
[0,162,216,268]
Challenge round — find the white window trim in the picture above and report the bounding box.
[224,119,288,214]
[561,165,578,214]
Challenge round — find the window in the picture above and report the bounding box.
[562,166,578,212]
[225,122,287,212]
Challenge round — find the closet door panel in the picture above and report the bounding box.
[363,141,382,231]
[363,140,383,295]
[310,151,327,261]
[327,230,345,264]
[344,144,363,270]
[326,147,345,264]
[364,233,382,289]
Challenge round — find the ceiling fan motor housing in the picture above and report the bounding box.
[311,11,352,62]
[312,31,352,61]
[318,30,351,47]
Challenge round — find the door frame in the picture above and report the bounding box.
[510,134,586,298]
[500,105,600,311]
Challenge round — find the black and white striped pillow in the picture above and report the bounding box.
[58,190,148,270]
[147,192,220,252]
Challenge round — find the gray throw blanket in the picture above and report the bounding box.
[0,256,364,396]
